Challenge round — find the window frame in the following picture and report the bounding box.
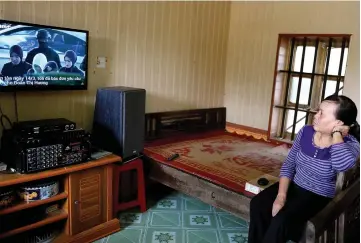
[268,34,351,143]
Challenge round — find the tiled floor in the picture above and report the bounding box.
[94,190,249,243]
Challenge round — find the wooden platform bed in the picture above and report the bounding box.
[142,107,360,243]
[142,107,286,221]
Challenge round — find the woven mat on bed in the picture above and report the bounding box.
[144,132,289,194]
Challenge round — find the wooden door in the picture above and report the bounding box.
[68,166,108,235]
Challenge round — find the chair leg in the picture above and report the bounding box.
[113,159,147,214]
[137,162,147,212]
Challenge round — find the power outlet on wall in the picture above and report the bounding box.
[96,56,107,68]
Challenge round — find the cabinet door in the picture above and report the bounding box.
[69,166,108,235]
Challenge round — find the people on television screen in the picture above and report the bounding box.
[1,45,32,78]
[25,29,61,68]
[80,54,87,72]
[59,50,84,77]
[32,53,48,74]
[27,68,35,75]
[43,61,59,73]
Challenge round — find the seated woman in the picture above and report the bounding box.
[248,94,360,243]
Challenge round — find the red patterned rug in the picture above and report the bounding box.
[144,132,289,194]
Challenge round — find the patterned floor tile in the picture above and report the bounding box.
[144,228,183,243]
[119,211,149,227]
[150,212,181,227]
[218,229,248,243]
[92,189,250,243]
[107,228,144,243]
[183,212,217,229]
[217,213,248,229]
[92,240,103,243]
[184,197,213,212]
[153,197,182,211]
[186,229,220,243]
[213,207,228,213]
[180,193,197,200]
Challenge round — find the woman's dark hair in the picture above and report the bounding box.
[323,94,360,142]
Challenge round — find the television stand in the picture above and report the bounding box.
[0,154,121,243]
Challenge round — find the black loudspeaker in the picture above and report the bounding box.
[92,86,146,160]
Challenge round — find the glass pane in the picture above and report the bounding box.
[289,77,311,105]
[286,110,307,133]
[338,86,344,95]
[324,80,344,98]
[293,46,316,73]
[326,48,349,76]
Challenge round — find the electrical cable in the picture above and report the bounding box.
[0,103,12,131]
[0,92,18,131]
[13,91,18,123]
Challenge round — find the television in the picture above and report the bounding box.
[0,20,89,92]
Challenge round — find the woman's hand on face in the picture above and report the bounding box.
[272,194,286,217]
[332,125,350,137]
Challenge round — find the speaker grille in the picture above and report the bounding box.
[92,86,146,160]
[122,90,146,157]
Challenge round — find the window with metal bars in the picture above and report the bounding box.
[268,34,351,142]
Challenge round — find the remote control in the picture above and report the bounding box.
[91,150,112,160]
[167,153,180,161]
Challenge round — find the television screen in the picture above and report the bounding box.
[0,20,88,91]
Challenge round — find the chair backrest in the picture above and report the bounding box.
[335,159,360,194]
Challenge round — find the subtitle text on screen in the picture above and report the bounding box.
[0,76,82,86]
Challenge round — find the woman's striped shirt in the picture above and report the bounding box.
[279,125,359,198]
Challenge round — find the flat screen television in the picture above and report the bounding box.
[0,20,89,92]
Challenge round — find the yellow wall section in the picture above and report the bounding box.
[0,1,230,131]
[225,1,360,130]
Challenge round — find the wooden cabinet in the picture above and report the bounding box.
[0,154,121,243]
[69,166,108,235]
